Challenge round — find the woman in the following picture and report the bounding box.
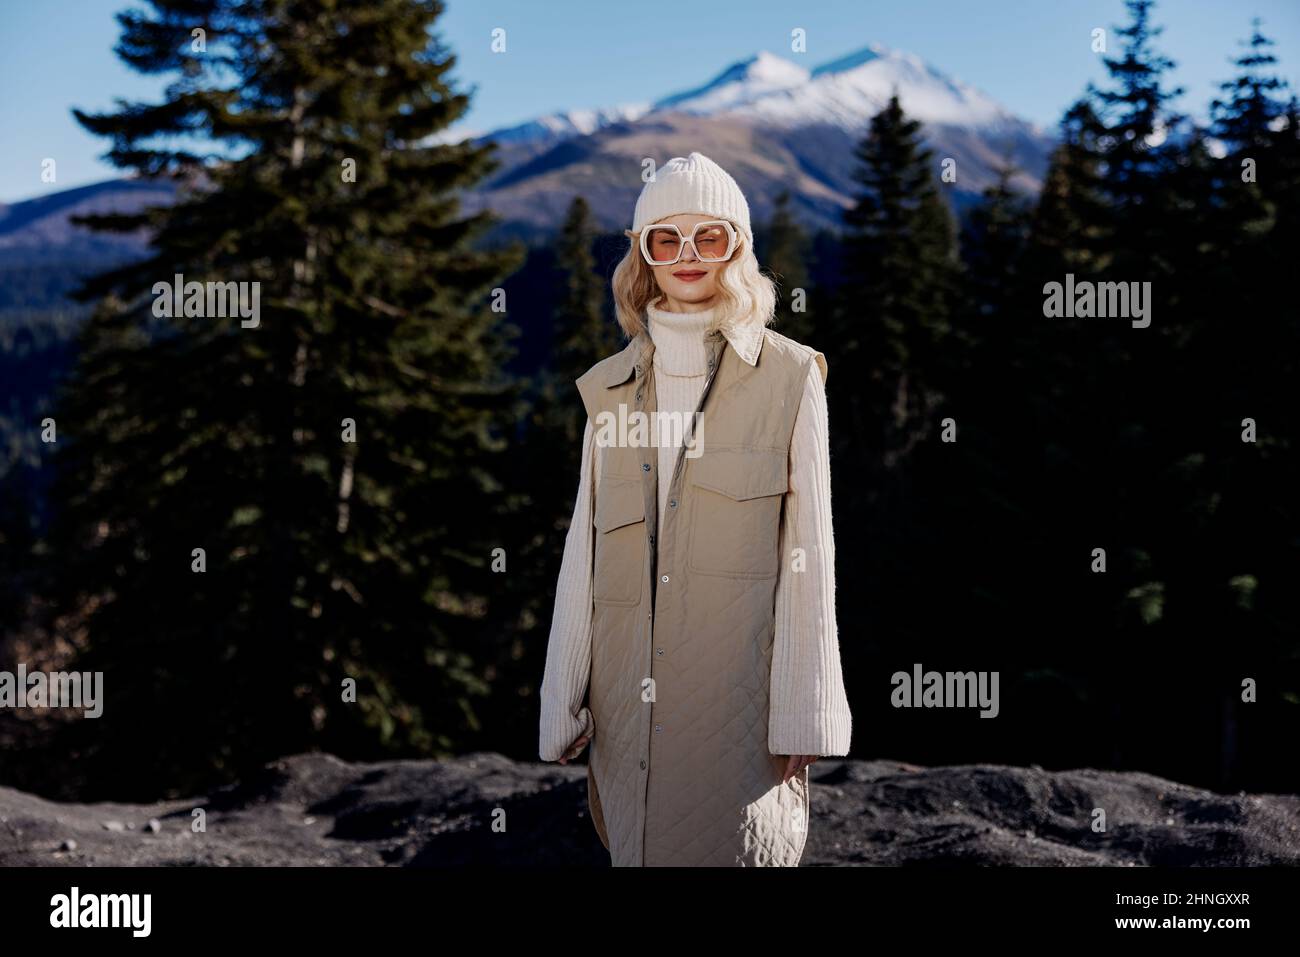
[539,152,851,866]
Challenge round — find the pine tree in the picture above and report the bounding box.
[822,94,958,673]
[1202,20,1299,644]
[759,190,815,344]
[1212,19,1290,154]
[522,196,619,542]
[836,93,957,470]
[1204,21,1287,284]
[1027,100,1111,278]
[1080,0,1186,275]
[548,196,621,446]
[1044,0,1188,461]
[959,161,1032,330]
[47,0,525,797]
[1208,20,1292,290]
[950,159,1034,489]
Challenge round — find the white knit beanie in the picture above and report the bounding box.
[631,152,752,249]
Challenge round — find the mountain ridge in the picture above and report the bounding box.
[480,42,1048,149]
[0,41,1055,266]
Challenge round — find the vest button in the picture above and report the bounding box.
[648,534,656,546]
[669,499,677,508]
[661,575,669,583]
[654,724,662,733]
[635,391,643,402]
[641,462,650,471]
[655,648,663,656]
[640,760,647,770]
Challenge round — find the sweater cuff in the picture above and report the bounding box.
[539,704,595,762]
[769,707,852,757]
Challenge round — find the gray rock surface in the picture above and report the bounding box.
[0,753,1295,866]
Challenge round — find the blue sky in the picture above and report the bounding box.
[3,0,1299,203]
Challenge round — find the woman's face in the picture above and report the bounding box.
[645,213,733,310]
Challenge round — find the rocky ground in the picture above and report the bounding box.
[0,752,1296,866]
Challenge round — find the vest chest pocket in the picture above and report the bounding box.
[687,447,789,580]
[592,475,647,606]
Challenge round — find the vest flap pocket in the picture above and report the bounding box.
[593,476,646,532]
[690,447,789,500]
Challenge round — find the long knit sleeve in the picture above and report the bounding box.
[768,358,853,756]
[538,417,598,762]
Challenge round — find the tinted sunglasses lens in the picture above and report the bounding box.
[643,226,682,264]
[692,223,732,261]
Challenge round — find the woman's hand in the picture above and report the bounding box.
[555,706,594,764]
[558,734,591,764]
[782,754,818,783]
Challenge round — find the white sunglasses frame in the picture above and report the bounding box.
[638,219,738,266]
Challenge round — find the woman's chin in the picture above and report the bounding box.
[665,283,718,304]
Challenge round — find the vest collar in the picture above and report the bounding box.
[603,315,765,388]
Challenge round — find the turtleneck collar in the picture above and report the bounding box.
[646,299,715,376]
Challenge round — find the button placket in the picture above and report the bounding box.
[640,346,657,803]
[635,351,658,588]
[660,336,722,595]
[640,351,659,597]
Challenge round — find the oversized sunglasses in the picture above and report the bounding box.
[638,220,737,266]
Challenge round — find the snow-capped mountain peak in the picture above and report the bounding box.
[650,42,1019,132]
[653,51,810,113]
[466,41,1048,189]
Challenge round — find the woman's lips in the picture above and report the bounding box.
[673,271,707,282]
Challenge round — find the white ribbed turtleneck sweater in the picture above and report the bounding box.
[538,300,852,763]
[645,301,714,542]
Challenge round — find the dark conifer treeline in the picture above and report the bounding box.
[810,0,1299,792]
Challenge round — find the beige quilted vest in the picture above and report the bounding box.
[574,320,827,866]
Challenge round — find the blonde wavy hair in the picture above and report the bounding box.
[611,221,777,342]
